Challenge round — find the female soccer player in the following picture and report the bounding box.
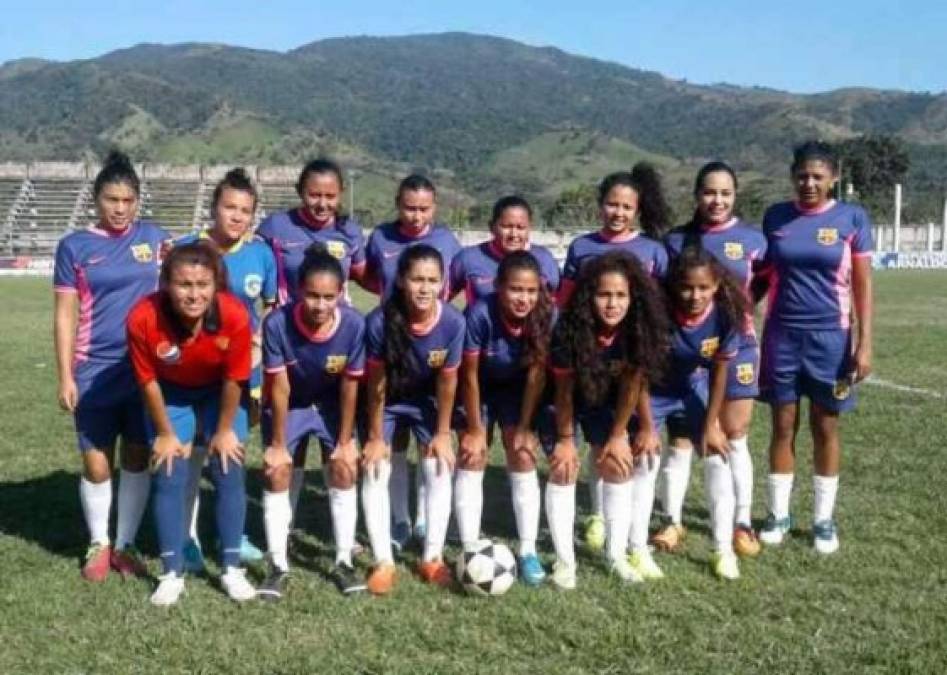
[363,175,462,549]
[127,242,256,606]
[456,251,556,586]
[449,196,560,304]
[177,168,276,570]
[361,245,465,591]
[756,141,873,554]
[257,244,366,600]
[53,150,170,581]
[659,162,767,557]
[548,251,668,589]
[656,246,750,579]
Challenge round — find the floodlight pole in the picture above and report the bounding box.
[893,184,902,254]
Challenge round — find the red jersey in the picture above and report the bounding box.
[127,291,252,388]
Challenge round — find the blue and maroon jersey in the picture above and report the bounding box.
[256,209,366,305]
[761,200,873,330]
[550,326,629,411]
[262,303,365,409]
[449,241,561,305]
[563,230,668,282]
[655,303,740,397]
[363,221,461,300]
[54,220,170,368]
[176,232,277,331]
[365,301,465,400]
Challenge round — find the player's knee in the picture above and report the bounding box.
[458,453,487,471]
[82,450,112,483]
[266,464,292,492]
[505,449,535,473]
[327,458,357,489]
[120,443,149,472]
[547,464,575,486]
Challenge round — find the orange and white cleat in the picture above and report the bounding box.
[366,563,397,596]
[417,559,453,589]
[651,523,686,553]
[733,524,761,558]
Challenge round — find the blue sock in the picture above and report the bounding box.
[152,457,189,575]
[208,454,246,569]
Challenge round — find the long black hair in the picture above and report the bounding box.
[680,160,740,249]
[665,245,749,334]
[495,251,553,368]
[597,162,672,239]
[93,150,140,200]
[158,241,228,338]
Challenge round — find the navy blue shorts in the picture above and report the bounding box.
[726,342,760,400]
[73,360,146,452]
[261,404,340,457]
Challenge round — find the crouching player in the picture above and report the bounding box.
[456,251,556,586]
[257,244,366,601]
[127,242,255,606]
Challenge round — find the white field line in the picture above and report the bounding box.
[864,376,944,399]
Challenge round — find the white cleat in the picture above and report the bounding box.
[220,567,257,602]
[150,572,185,607]
[550,559,577,590]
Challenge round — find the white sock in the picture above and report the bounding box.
[454,469,484,548]
[329,486,357,566]
[628,456,659,551]
[421,457,452,561]
[509,470,540,557]
[184,445,207,540]
[587,453,604,518]
[603,480,633,563]
[263,490,291,571]
[361,459,393,564]
[728,436,753,525]
[767,473,794,520]
[114,469,150,550]
[544,482,576,567]
[415,458,428,529]
[704,455,736,554]
[813,475,839,523]
[389,452,411,526]
[80,477,112,546]
[288,468,305,528]
[660,445,692,525]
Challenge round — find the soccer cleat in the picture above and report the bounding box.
[550,559,577,590]
[812,520,840,555]
[609,557,644,584]
[239,535,265,564]
[220,568,256,602]
[733,523,761,558]
[366,563,397,596]
[111,546,149,579]
[517,554,546,586]
[391,521,412,553]
[150,573,185,607]
[81,543,112,582]
[583,514,606,552]
[628,548,665,580]
[182,538,206,575]
[710,550,741,580]
[418,560,453,589]
[759,513,793,546]
[330,562,367,595]
[257,564,289,603]
[651,523,686,553]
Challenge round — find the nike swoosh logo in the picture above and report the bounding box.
[87,256,106,265]
[382,249,400,259]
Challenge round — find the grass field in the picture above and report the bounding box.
[1,273,946,674]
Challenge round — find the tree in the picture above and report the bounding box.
[837,134,910,217]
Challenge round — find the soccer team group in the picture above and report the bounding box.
[53,141,873,606]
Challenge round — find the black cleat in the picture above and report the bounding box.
[257,564,289,603]
[329,562,367,595]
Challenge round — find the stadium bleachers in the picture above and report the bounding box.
[257,182,299,221]
[141,179,205,237]
[7,178,88,255]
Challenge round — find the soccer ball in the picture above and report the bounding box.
[456,539,517,596]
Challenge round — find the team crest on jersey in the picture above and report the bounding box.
[724,242,744,260]
[428,349,448,368]
[833,379,851,400]
[130,243,154,263]
[325,355,348,374]
[817,228,839,246]
[736,362,755,385]
[700,337,720,359]
[156,341,181,364]
[243,274,263,299]
[215,336,230,351]
[326,241,347,260]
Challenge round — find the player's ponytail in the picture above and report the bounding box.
[495,251,553,368]
[93,150,140,199]
[630,162,671,239]
[297,242,344,290]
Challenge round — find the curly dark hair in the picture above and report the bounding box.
[556,251,669,406]
[665,245,749,334]
[597,163,672,239]
[495,251,554,368]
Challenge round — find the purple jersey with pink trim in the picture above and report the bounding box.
[54,220,170,367]
[761,201,873,330]
[262,303,365,408]
[256,210,365,305]
[656,304,740,396]
[449,242,561,304]
[563,231,668,281]
[364,222,461,300]
[664,219,767,289]
[365,301,465,399]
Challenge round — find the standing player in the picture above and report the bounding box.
[257,244,366,600]
[361,245,465,591]
[54,150,170,581]
[456,251,556,586]
[127,242,256,606]
[449,196,560,304]
[363,175,462,549]
[660,162,767,557]
[176,168,276,570]
[548,252,668,589]
[756,141,873,554]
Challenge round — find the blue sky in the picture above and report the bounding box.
[2,1,944,94]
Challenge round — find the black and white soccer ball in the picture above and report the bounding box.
[456,539,517,596]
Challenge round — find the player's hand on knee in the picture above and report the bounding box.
[360,439,390,479]
[263,444,292,478]
[509,427,539,465]
[549,437,579,484]
[329,439,358,487]
[459,427,487,468]
[597,432,633,480]
[428,431,455,475]
[632,427,661,458]
[209,428,245,473]
[702,424,730,460]
[151,432,184,476]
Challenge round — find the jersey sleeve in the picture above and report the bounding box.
[224,304,253,382]
[717,322,741,361]
[345,315,366,378]
[852,207,874,257]
[651,244,669,280]
[539,248,561,292]
[549,324,574,376]
[364,310,385,366]
[464,302,489,354]
[262,312,287,373]
[562,240,580,280]
[261,245,278,303]
[442,311,465,372]
[53,238,77,291]
[448,251,466,300]
[349,224,367,268]
[126,304,157,385]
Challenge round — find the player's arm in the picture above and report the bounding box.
[140,379,186,476]
[702,358,731,458]
[459,352,486,465]
[361,361,388,470]
[852,255,873,382]
[597,368,640,478]
[549,368,579,483]
[632,381,660,458]
[516,361,546,435]
[53,290,78,412]
[429,366,459,473]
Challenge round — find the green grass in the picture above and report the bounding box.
[1,273,946,673]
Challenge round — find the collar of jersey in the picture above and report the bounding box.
[701,217,738,233]
[296,207,335,230]
[409,300,442,337]
[398,222,432,239]
[198,228,249,254]
[487,238,530,260]
[675,301,715,328]
[793,199,837,216]
[88,221,136,239]
[598,227,639,243]
[293,303,341,343]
